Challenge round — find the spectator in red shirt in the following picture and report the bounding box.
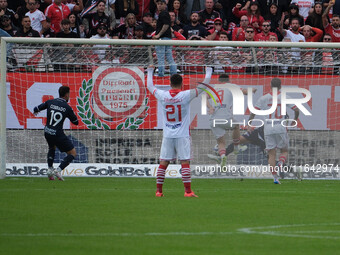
[44,0,71,34]
[233,1,264,33]
[232,15,249,41]
[322,1,340,42]
[302,25,323,42]
[254,20,278,41]
[206,17,227,40]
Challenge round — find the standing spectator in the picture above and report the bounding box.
[142,12,155,39]
[0,0,18,27]
[15,15,40,37]
[291,0,315,20]
[69,12,85,38]
[184,0,205,20]
[45,0,71,34]
[198,0,220,30]
[115,0,139,19]
[254,20,278,41]
[0,15,18,36]
[305,2,325,31]
[56,18,78,37]
[323,0,340,16]
[233,1,264,33]
[283,3,305,29]
[152,0,177,77]
[182,12,207,40]
[265,3,282,39]
[322,1,340,42]
[26,0,47,35]
[206,17,227,40]
[169,0,187,25]
[111,12,137,39]
[83,0,110,36]
[232,15,249,41]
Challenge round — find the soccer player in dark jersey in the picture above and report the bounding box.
[208,126,266,162]
[33,86,79,181]
[226,126,266,155]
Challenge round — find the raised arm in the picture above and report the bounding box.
[189,67,213,101]
[322,2,333,28]
[147,67,157,95]
[279,13,287,37]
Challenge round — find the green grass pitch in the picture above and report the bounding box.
[1,177,340,255]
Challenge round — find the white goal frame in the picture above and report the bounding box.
[1,37,339,179]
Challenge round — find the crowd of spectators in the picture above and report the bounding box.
[0,0,339,74]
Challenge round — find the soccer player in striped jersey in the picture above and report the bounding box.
[248,78,299,184]
[33,86,78,181]
[147,66,213,197]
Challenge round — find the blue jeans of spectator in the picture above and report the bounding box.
[0,28,13,61]
[155,37,177,77]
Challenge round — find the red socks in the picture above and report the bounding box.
[156,163,192,194]
[156,164,167,193]
[181,164,192,193]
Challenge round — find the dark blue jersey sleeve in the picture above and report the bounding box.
[33,100,50,113]
[67,105,79,125]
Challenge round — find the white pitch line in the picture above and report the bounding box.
[2,223,340,239]
[238,223,340,240]
[0,231,235,237]
[289,230,340,234]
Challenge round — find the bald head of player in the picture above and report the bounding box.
[170,74,183,89]
[271,78,281,90]
[59,86,70,102]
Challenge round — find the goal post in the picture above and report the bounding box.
[0,39,7,179]
[0,37,339,179]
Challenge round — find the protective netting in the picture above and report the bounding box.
[3,41,340,168]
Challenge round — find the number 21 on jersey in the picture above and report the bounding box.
[166,105,182,122]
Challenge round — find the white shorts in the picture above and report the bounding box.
[265,133,289,150]
[160,136,191,161]
[210,119,234,139]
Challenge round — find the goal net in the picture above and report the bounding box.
[0,38,339,179]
